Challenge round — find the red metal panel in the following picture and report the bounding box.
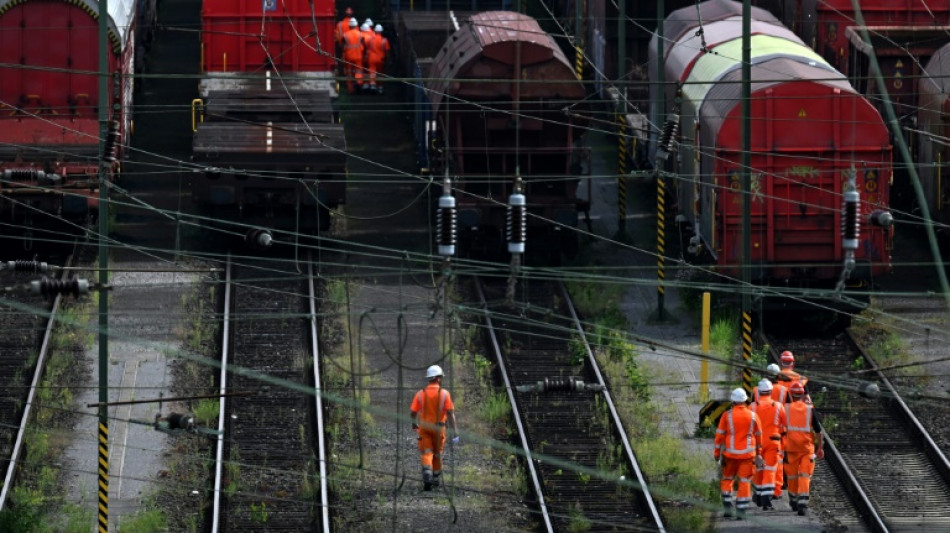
[712,83,891,279]
[808,0,950,74]
[202,0,334,73]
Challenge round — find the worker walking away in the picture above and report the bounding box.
[365,24,391,93]
[341,18,364,94]
[410,365,459,491]
[780,350,809,388]
[334,7,354,74]
[785,382,824,516]
[714,388,763,519]
[358,22,374,91]
[761,362,790,500]
[750,379,786,511]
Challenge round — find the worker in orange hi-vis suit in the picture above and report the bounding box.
[779,350,809,388]
[714,388,763,520]
[785,382,824,516]
[410,365,459,491]
[365,24,391,93]
[758,363,790,501]
[750,379,787,511]
[340,18,364,94]
[358,22,375,90]
[334,7,354,72]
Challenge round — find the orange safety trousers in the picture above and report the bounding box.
[417,426,447,474]
[341,30,364,93]
[365,35,390,87]
[720,457,755,510]
[785,451,815,504]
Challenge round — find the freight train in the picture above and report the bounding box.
[191,0,346,239]
[650,0,894,295]
[402,10,590,260]
[0,0,155,243]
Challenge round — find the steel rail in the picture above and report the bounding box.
[848,329,950,483]
[474,278,554,533]
[210,256,232,533]
[560,283,666,532]
[307,258,330,533]
[0,251,73,510]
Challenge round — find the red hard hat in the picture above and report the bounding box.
[780,350,795,366]
[789,382,805,396]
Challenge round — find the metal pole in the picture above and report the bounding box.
[656,0,666,320]
[740,0,754,396]
[574,0,585,79]
[96,0,111,531]
[616,0,628,239]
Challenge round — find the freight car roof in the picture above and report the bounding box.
[0,0,137,50]
[921,43,950,98]
[657,0,779,48]
[428,11,581,111]
[661,16,801,80]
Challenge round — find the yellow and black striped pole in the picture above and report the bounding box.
[741,311,754,395]
[656,174,666,320]
[617,108,627,237]
[97,423,109,532]
[574,0,585,80]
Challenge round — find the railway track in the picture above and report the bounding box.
[212,257,328,532]
[0,261,63,510]
[767,332,950,532]
[475,277,664,532]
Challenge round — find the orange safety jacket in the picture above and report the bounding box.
[714,404,762,459]
[780,368,808,388]
[335,19,350,44]
[750,397,787,444]
[786,401,817,454]
[341,28,364,62]
[366,33,391,64]
[411,383,455,426]
[753,384,789,404]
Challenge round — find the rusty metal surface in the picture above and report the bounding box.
[428,11,582,111]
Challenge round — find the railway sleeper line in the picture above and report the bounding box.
[474,277,664,532]
[765,332,950,532]
[212,256,329,532]
[0,251,77,511]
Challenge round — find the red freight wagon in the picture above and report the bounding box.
[427,11,590,260]
[0,0,141,231]
[792,0,950,76]
[201,0,335,78]
[652,0,893,286]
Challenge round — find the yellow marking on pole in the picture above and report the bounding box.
[742,312,753,394]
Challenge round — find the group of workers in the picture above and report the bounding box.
[714,351,824,520]
[334,7,391,95]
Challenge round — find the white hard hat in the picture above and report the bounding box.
[361,23,370,31]
[730,388,748,403]
[766,363,780,376]
[375,24,383,33]
[758,379,773,393]
[364,18,373,27]
[426,365,443,379]
[349,17,357,27]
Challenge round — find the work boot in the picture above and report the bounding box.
[761,495,773,510]
[422,469,433,491]
[753,493,762,508]
[431,473,441,488]
[722,503,735,518]
[736,507,746,520]
[797,504,808,516]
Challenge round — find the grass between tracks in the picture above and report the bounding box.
[567,279,719,532]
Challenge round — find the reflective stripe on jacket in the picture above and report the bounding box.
[751,398,786,442]
[786,401,816,454]
[715,404,761,459]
